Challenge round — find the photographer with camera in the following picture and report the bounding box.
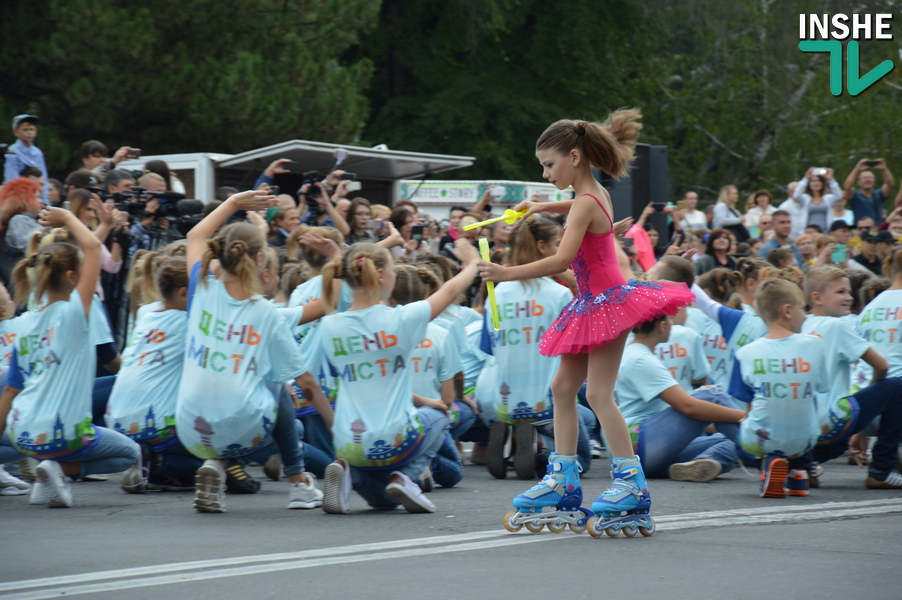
[844,158,896,225]
[299,170,351,236]
[791,167,843,234]
[103,169,137,196]
[80,140,138,180]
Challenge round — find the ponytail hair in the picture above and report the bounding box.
[883,245,902,279]
[322,242,390,311]
[391,263,442,305]
[156,257,188,301]
[285,224,344,267]
[536,108,642,179]
[200,222,264,298]
[279,262,309,298]
[697,268,744,305]
[12,243,81,307]
[509,216,561,268]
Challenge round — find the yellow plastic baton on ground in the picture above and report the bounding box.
[463,208,527,231]
[479,237,500,331]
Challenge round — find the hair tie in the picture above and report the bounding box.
[357,257,365,264]
[573,121,587,136]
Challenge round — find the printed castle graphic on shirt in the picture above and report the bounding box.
[110,405,176,446]
[336,415,426,468]
[10,410,95,459]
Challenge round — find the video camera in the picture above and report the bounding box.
[301,169,325,224]
[105,187,204,235]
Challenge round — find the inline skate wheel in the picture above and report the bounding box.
[639,519,656,537]
[569,522,587,534]
[525,521,544,533]
[622,525,639,537]
[586,516,604,538]
[546,521,566,534]
[503,511,523,532]
[605,526,621,538]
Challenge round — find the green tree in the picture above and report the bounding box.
[0,0,379,175]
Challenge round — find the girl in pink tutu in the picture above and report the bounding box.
[479,109,694,536]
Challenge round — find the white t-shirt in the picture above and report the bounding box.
[6,291,98,459]
[321,300,433,469]
[656,324,709,392]
[475,278,572,426]
[107,308,186,450]
[461,319,488,390]
[685,307,731,386]
[801,315,870,436]
[409,322,461,400]
[859,290,902,379]
[177,263,306,459]
[288,274,353,371]
[616,343,681,428]
[730,335,828,459]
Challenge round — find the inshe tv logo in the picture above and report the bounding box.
[798,13,895,96]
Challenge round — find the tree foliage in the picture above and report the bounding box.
[0,0,379,171]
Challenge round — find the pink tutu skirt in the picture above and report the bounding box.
[538,280,695,356]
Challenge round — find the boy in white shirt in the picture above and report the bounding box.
[803,267,902,489]
[730,279,828,498]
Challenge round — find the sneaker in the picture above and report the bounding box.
[263,454,282,482]
[418,466,434,493]
[288,473,324,509]
[224,460,261,494]
[18,458,37,482]
[81,474,109,482]
[0,465,31,495]
[787,468,810,496]
[146,475,195,492]
[808,462,822,488]
[120,465,147,494]
[759,455,789,498]
[669,458,723,483]
[36,460,74,508]
[194,459,226,513]
[513,423,537,480]
[29,481,46,505]
[322,459,351,514]
[865,469,902,489]
[589,438,604,459]
[486,421,510,479]
[386,471,436,513]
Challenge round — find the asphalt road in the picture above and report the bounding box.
[2,455,901,600]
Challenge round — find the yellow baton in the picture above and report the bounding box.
[479,237,500,331]
[463,208,527,231]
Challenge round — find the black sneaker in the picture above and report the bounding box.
[224,460,262,494]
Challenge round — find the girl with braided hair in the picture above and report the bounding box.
[177,190,328,513]
[318,239,479,514]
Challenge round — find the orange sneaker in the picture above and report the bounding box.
[759,455,789,498]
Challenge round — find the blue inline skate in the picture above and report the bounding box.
[587,456,655,538]
[503,453,593,534]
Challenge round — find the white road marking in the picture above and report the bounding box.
[2,499,900,599]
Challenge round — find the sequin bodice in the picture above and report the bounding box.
[572,229,627,297]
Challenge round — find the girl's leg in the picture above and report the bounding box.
[301,414,336,478]
[550,353,589,455]
[0,432,27,464]
[91,376,117,427]
[450,401,476,440]
[431,433,463,488]
[269,384,306,481]
[153,439,204,483]
[585,332,631,458]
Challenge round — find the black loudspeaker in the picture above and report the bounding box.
[593,144,669,238]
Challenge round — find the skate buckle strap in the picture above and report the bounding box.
[604,479,640,497]
[537,473,566,496]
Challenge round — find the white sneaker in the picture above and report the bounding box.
[0,465,31,495]
[36,460,74,508]
[418,466,434,493]
[288,473,323,509]
[322,459,351,514]
[589,439,604,459]
[29,481,46,505]
[120,460,147,494]
[386,471,436,513]
[193,459,226,513]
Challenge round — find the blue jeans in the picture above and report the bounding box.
[92,375,117,426]
[450,401,476,440]
[536,403,595,473]
[814,377,902,473]
[300,413,335,478]
[458,415,489,446]
[638,386,740,479]
[351,407,449,509]
[73,427,141,477]
[431,433,463,488]
[577,382,601,439]
[152,438,204,481]
[0,432,27,463]
[238,384,304,476]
